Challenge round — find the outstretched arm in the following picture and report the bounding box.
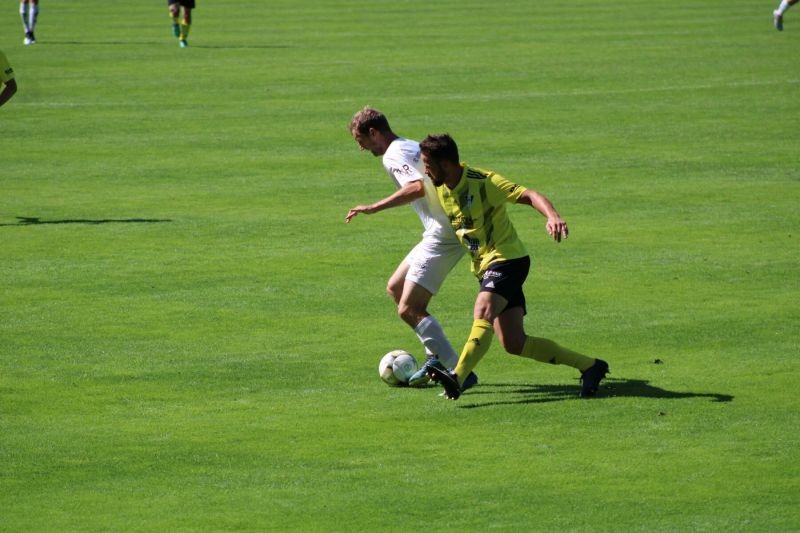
[516,189,569,242]
[345,179,425,223]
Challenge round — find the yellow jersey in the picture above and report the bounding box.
[0,51,14,85]
[436,164,529,277]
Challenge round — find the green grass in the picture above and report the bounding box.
[2,0,799,531]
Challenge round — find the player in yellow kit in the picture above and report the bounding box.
[0,51,18,108]
[168,0,194,48]
[419,133,609,400]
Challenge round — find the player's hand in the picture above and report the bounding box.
[546,217,568,242]
[345,205,372,223]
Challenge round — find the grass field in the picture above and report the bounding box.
[2,1,799,531]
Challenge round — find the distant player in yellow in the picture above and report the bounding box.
[0,51,18,108]
[168,0,194,48]
[774,0,799,30]
[419,133,609,400]
[20,0,39,45]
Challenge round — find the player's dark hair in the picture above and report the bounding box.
[350,107,392,135]
[419,133,459,164]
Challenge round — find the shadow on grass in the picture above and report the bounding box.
[457,378,734,409]
[37,41,164,46]
[0,216,172,227]
[189,44,295,49]
[38,41,295,49]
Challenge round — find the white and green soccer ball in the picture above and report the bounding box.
[378,350,418,386]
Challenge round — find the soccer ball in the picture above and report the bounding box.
[378,350,418,386]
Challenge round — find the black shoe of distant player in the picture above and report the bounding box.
[580,359,609,398]
[427,364,462,400]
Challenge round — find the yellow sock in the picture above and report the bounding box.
[520,336,595,371]
[180,22,191,40]
[453,319,494,386]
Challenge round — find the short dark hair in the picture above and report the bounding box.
[419,133,459,165]
[349,107,392,135]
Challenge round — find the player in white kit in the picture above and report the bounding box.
[346,107,477,389]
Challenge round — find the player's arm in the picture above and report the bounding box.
[345,179,424,223]
[516,189,568,242]
[0,78,17,108]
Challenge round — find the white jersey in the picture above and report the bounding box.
[382,138,460,244]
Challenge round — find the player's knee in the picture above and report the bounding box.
[397,302,423,327]
[473,304,494,323]
[386,283,401,304]
[499,334,525,355]
[396,303,414,323]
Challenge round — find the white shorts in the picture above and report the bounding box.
[403,238,464,295]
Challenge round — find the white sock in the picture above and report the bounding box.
[777,0,791,15]
[414,315,459,368]
[28,5,39,32]
[20,3,29,31]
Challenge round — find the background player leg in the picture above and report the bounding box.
[179,6,192,47]
[20,1,32,45]
[169,2,181,37]
[27,0,39,43]
[774,0,799,30]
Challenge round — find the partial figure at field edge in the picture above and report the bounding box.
[20,0,39,45]
[0,50,18,108]
[773,0,798,30]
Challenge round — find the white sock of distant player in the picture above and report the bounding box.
[414,315,459,368]
[28,4,39,32]
[20,3,30,32]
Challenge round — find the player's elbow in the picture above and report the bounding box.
[408,180,425,199]
[501,336,526,355]
[1,79,17,101]
[516,190,536,206]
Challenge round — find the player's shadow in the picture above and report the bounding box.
[190,44,295,49]
[38,41,295,49]
[0,216,172,227]
[38,41,165,46]
[457,378,734,409]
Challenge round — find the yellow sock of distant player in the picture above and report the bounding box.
[180,22,191,39]
[453,319,494,386]
[521,336,595,371]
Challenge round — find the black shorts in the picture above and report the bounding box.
[168,0,195,8]
[478,256,530,314]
